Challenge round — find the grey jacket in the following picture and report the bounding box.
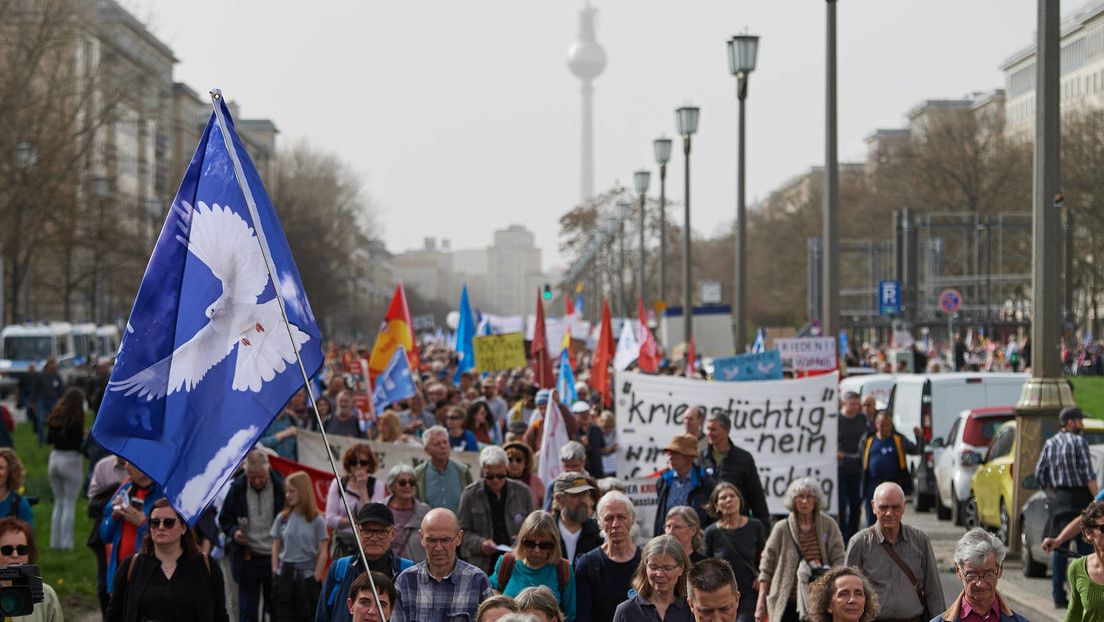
[757,512,845,622]
[457,478,536,575]
[382,495,431,563]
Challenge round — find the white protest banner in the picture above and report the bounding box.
[295,430,483,476]
[624,477,660,543]
[613,371,839,515]
[774,337,838,372]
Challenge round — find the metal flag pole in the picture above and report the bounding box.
[209,89,387,619]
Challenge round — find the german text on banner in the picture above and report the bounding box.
[92,96,323,524]
[472,333,527,372]
[774,337,838,372]
[613,371,839,514]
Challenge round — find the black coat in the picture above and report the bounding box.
[699,439,771,530]
[218,469,285,582]
[106,553,229,622]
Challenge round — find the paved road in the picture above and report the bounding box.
[907,503,1064,622]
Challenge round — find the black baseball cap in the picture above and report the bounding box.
[356,503,395,527]
[1060,406,1086,425]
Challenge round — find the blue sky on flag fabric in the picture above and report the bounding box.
[92,94,323,524]
[556,349,578,407]
[453,285,476,382]
[372,345,417,415]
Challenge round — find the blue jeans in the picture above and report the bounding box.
[35,399,56,444]
[838,471,863,542]
[1053,537,1092,601]
[239,553,273,622]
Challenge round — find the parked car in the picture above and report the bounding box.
[930,407,1016,525]
[888,372,1029,512]
[970,419,1104,546]
[1020,444,1104,577]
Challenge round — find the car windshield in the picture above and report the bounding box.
[2,336,53,361]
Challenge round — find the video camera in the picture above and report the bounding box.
[0,565,43,616]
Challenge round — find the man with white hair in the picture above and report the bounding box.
[845,482,944,621]
[414,426,472,515]
[457,446,535,574]
[574,491,641,622]
[932,528,1028,622]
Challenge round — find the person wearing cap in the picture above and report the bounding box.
[478,377,510,437]
[551,471,602,562]
[573,401,606,480]
[654,434,716,538]
[1034,405,1099,607]
[505,442,546,508]
[458,446,536,575]
[542,441,589,511]
[315,502,415,622]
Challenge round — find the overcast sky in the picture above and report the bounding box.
[137,0,1044,272]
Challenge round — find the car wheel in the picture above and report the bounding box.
[951,484,965,526]
[998,501,1010,545]
[913,485,932,513]
[962,496,980,530]
[1021,516,1048,578]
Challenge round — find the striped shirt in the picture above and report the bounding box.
[1035,430,1096,489]
[391,559,493,622]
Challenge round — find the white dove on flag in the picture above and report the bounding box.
[108,201,309,400]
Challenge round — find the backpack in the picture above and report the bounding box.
[495,552,570,601]
[325,554,414,607]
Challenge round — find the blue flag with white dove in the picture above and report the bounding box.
[713,350,783,382]
[453,285,476,382]
[92,93,323,524]
[372,345,417,415]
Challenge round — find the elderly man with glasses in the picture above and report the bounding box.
[928,528,1027,622]
[458,446,536,575]
[315,503,414,622]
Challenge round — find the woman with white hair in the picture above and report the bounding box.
[755,477,845,622]
[458,445,537,575]
[574,491,641,622]
[384,464,430,562]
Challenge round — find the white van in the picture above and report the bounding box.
[839,373,899,409]
[0,322,79,388]
[886,372,1029,512]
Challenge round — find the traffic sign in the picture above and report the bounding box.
[878,280,901,315]
[939,289,962,314]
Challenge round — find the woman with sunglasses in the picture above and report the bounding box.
[106,499,228,622]
[270,472,328,622]
[504,442,545,508]
[446,406,480,452]
[384,464,430,562]
[489,511,576,622]
[0,517,62,622]
[612,535,693,622]
[326,444,386,559]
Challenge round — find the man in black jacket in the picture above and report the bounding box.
[218,450,285,622]
[550,472,602,562]
[699,413,771,530]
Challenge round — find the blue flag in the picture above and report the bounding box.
[713,350,783,382]
[751,328,766,353]
[453,285,476,382]
[372,345,417,414]
[556,349,579,406]
[574,292,584,316]
[92,93,323,523]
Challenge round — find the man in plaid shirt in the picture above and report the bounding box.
[1034,406,1099,607]
[391,508,493,622]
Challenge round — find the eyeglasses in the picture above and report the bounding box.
[484,473,507,480]
[646,563,680,574]
[665,522,690,532]
[508,457,526,464]
[148,518,178,529]
[523,539,555,551]
[351,459,373,467]
[447,415,465,420]
[394,479,416,487]
[0,545,28,556]
[358,527,392,539]
[962,570,999,584]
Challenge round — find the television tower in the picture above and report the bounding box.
[566,0,606,203]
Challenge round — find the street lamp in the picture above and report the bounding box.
[654,138,672,307]
[633,169,651,307]
[676,105,700,347]
[616,201,630,316]
[727,33,759,352]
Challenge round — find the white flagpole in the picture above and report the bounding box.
[208,90,386,619]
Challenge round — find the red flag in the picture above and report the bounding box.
[637,297,659,373]
[588,298,615,406]
[532,289,555,388]
[564,293,576,316]
[267,455,336,513]
[685,335,696,377]
[368,284,421,386]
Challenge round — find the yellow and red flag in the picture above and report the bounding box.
[368,284,420,386]
[561,325,575,368]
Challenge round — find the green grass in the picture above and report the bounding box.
[15,414,99,616]
[1071,376,1104,418]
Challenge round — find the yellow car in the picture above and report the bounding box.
[969,418,1104,544]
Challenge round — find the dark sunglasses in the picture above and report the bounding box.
[0,545,28,556]
[352,459,372,467]
[485,473,507,480]
[522,539,555,551]
[394,479,417,487]
[149,517,178,529]
[508,457,526,463]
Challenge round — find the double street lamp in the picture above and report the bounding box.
[633,169,651,309]
[727,33,759,352]
[675,106,700,347]
[653,138,672,306]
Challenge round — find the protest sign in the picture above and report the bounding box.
[713,351,783,382]
[613,371,838,515]
[624,477,660,542]
[412,314,436,332]
[774,337,838,371]
[295,429,483,476]
[473,332,528,372]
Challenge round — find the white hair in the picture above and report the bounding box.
[480,445,508,469]
[422,425,449,447]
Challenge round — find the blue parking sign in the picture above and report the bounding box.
[879,280,901,315]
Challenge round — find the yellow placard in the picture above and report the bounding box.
[472,332,528,372]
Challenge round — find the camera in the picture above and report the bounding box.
[0,565,43,616]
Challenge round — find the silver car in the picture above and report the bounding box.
[930,406,1015,526]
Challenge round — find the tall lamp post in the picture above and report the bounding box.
[616,201,629,316]
[676,106,700,346]
[727,33,759,353]
[634,170,651,307]
[654,138,672,306]
[823,0,840,341]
